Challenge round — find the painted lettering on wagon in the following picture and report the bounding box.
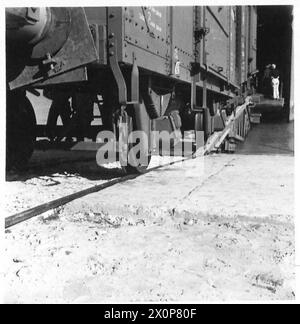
[139,7,163,33]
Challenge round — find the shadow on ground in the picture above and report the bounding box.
[237,120,294,156]
[6,149,125,182]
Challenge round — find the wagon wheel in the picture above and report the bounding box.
[6,93,36,171]
[119,102,151,174]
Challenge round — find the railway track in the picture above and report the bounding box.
[5,155,194,229]
[5,98,252,229]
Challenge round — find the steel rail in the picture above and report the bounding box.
[5,173,139,229]
[5,156,193,229]
[5,98,252,229]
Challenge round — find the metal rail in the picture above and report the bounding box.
[5,173,138,229]
[5,97,252,229]
[5,157,192,229]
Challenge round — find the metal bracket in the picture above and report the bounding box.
[194,27,210,43]
[108,33,139,106]
[42,53,57,69]
[41,53,59,77]
[191,75,197,111]
[108,34,128,105]
[190,62,201,77]
[130,52,139,104]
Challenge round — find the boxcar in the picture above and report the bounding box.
[6,6,257,172]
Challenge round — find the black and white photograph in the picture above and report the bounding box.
[1,1,298,305]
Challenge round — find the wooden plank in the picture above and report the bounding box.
[201,96,252,153]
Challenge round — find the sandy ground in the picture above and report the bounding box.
[3,150,124,216]
[3,148,295,303]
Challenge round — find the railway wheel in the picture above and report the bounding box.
[6,92,36,171]
[120,102,151,174]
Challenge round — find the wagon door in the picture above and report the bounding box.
[169,6,194,82]
[203,6,230,80]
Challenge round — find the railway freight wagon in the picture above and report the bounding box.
[6,6,257,172]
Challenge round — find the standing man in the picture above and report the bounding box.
[270,64,280,100]
[262,64,272,97]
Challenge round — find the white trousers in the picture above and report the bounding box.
[271,77,280,99]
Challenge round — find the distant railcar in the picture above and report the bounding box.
[6,6,257,172]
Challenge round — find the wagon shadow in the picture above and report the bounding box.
[6,159,125,183]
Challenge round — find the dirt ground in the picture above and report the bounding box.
[2,146,295,302]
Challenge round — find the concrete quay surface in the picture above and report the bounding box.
[3,122,295,303]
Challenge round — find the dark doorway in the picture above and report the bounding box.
[257,6,293,109]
